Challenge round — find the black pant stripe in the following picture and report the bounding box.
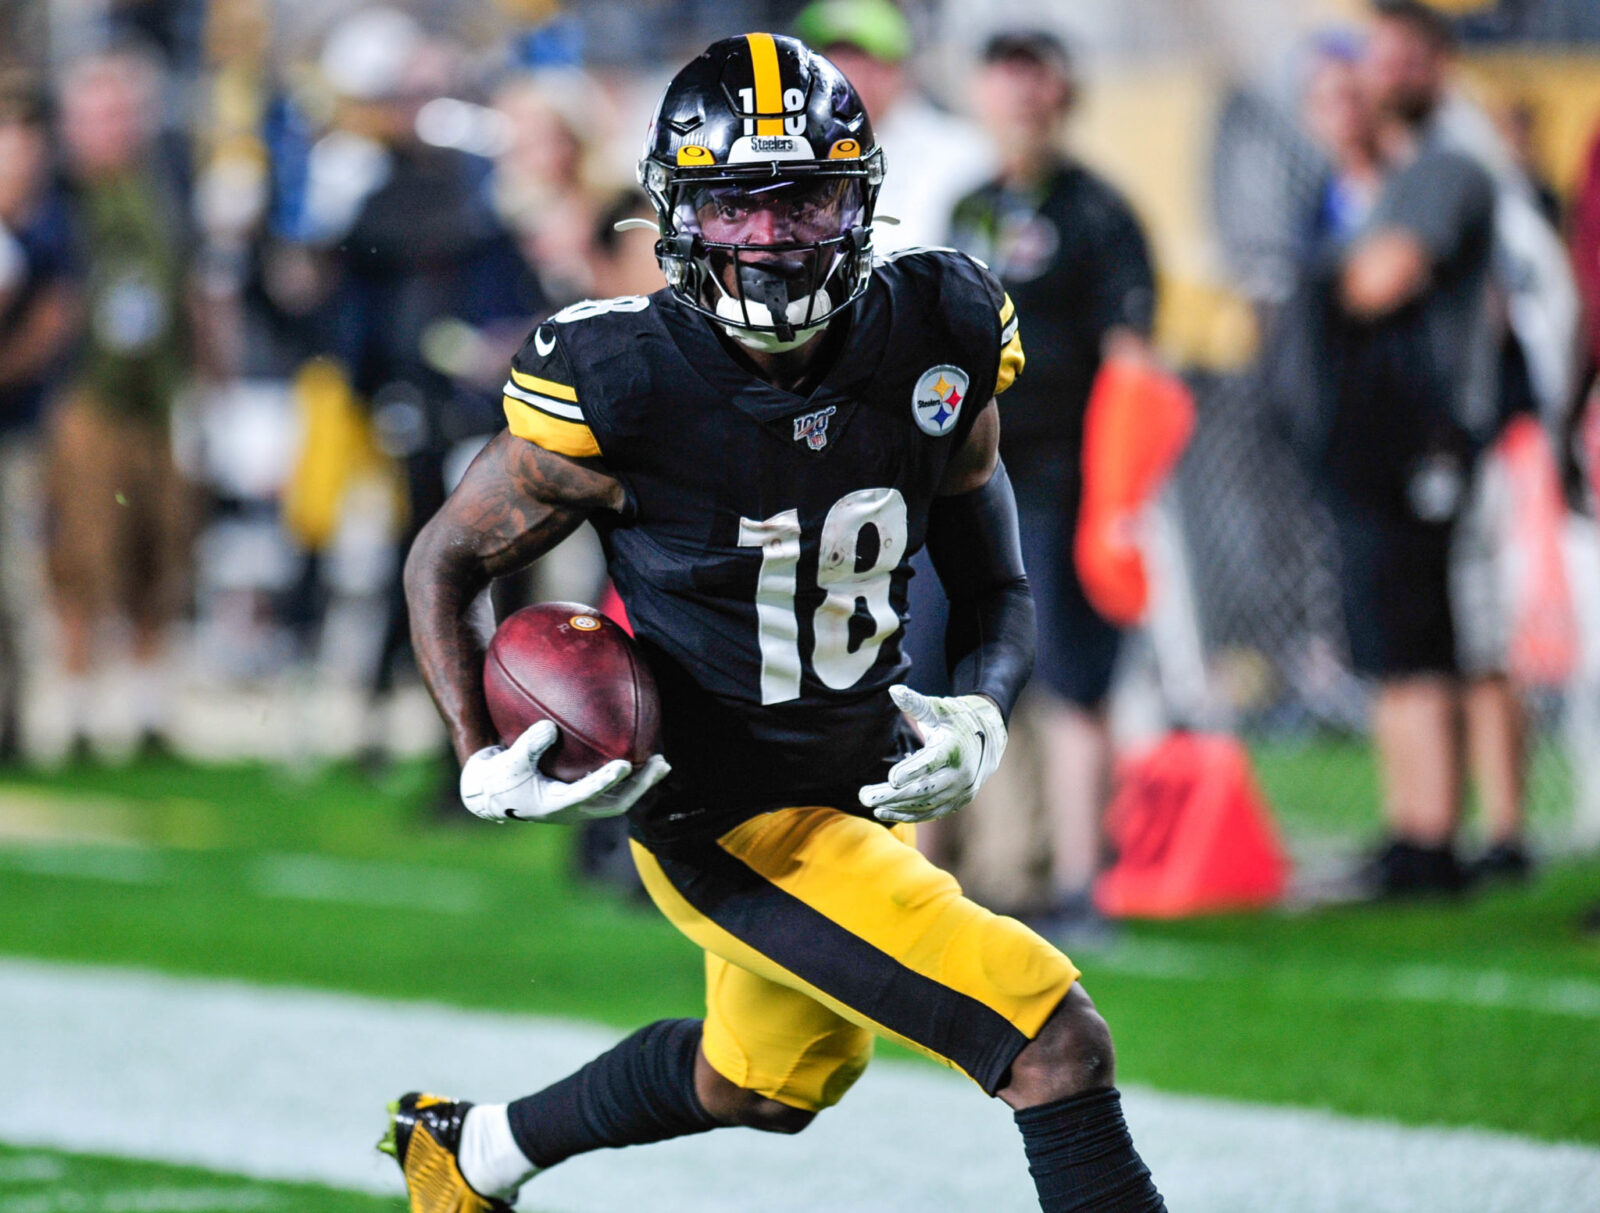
[648,837,1029,1094]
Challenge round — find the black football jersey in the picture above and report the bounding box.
[501,249,1024,841]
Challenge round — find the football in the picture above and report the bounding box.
[483,601,662,783]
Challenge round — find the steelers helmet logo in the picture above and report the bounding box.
[912,365,969,437]
[570,614,602,631]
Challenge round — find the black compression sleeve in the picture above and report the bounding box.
[924,459,1035,721]
[1016,1088,1166,1211]
[507,1018,718,1168]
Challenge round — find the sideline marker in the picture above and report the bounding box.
[1094,732,1289,918]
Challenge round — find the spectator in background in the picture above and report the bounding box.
[1571,121,1600,938]
[1303,42,1384,250]
[1370,0,1558,887]
[1500,101,1561,230]
[932,31,1159,933]
[1393,2,1579,444]
[306,7,543,787]
[793,0,992,251]
[1570,121,1600,391]
[106,0,205,78]
[0,75,78,760]
[491,72,609,307]
[51,44,195,761]
[1317,4,1500,896]
[1269,41,1384,464]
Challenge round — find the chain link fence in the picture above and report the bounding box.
[1147,75,1590,854]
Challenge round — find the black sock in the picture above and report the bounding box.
[506,1018,720,1169]
[1015,1087,1165,1212]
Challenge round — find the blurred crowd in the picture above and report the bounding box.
[0,0,676,772]
[1253,1,1600,904]
[3,0,1600,921]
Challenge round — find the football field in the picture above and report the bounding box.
[2,755,1599,1211]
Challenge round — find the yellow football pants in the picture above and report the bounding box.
[631,806,1080,1112]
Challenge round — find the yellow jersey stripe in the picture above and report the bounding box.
[504,379,584,421]
[630,837,954,1102]
[746,32,785,136]
[996,329,1025,397]
[999,293,1016,326]
[714,809,1073,1041]
[509,368,578,402]
[503,396,601,458]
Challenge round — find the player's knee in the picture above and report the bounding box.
[733,1093,818,1134]
[706,1085,817,1134]
[1001,983,1116,1110]
[695,1058,817,1133]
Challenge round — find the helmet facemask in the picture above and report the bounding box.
[642,151,883,351]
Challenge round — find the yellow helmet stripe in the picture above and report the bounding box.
[746,32,785,135]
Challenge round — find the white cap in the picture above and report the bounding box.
[320,7,423,101]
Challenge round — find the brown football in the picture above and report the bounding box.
[483,602,662,782]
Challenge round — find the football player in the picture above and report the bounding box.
[384,34,1165,1213]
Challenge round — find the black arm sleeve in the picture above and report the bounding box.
[924,460,1036,721]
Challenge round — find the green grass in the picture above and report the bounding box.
[0,753,1597,1150]
[0,1141,394,1212]
[1252,733,1576,843]
[0,758,705,1026]
[1090,861,1600,1144]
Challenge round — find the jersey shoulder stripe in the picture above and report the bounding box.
[502,396,600,458]
[504,323,600,458]
[509,368,578,404]
[996,292,1024,397]
[999,293,1018,342]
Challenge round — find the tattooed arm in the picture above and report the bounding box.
[403,430,625,765]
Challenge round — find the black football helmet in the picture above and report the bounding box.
[638,34,885,350]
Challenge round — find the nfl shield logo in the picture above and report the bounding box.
[793,406,837,451]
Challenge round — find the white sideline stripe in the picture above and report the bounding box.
[17,834,1592,1018]
[1383,964,1600,1018]
[0,1188,280,1212]
[1087,937,1600,1020]
[247,853,485,915]
[0,1156,67,1182]
[2,960,1597,1213]
[0,845,168,885]
[5,838,1599,1016]
[0,844,488,915]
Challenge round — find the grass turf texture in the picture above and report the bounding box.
[0,752,1596,1148]
[0,1140,397,1212]
[1252,732,1575,843]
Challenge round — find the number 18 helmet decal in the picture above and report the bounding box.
[638,34,885,351]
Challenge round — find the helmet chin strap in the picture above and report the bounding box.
[713,279,833,353]
[715,293,832,352]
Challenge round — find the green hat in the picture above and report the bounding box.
[793,0,912,64]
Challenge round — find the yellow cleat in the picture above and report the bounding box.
[378,1092,513,1213]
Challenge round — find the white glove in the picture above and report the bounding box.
[857,685,1006,824]
[460,720,671,824]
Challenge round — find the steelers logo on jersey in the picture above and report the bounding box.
[912,365,970,437]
